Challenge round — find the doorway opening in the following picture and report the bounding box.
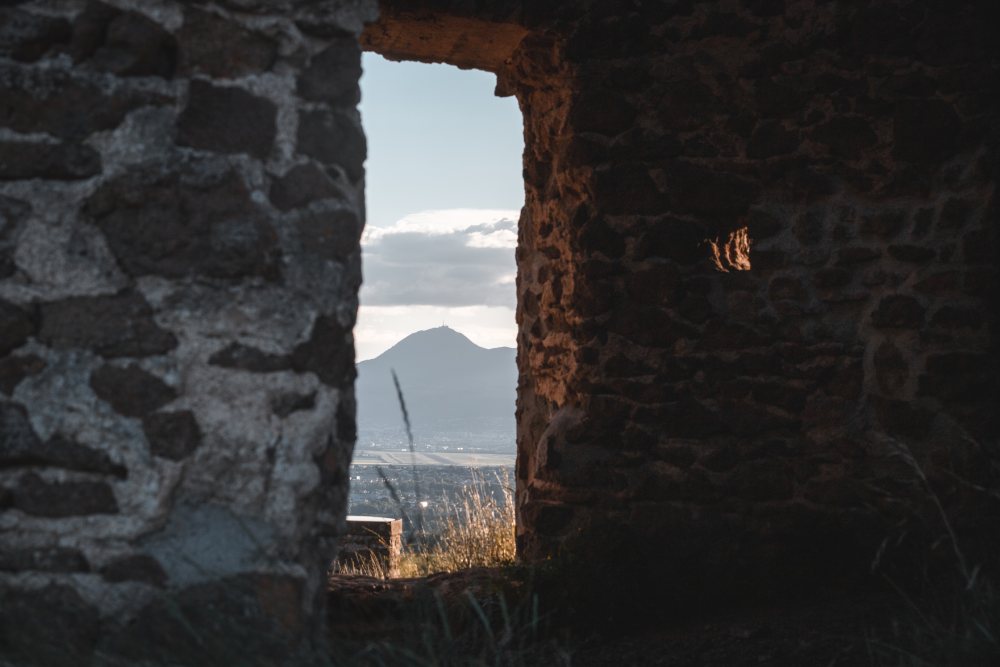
[344,52,525,577]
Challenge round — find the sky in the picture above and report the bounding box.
[355,53,524,361]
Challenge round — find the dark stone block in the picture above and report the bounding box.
[0,354,45,394]
[812,268,851,289]
[871,295,925,329]
[86,169,281,281]
[0,140,101,180]
[929,305,984,329]
[11,472,118,517]
[294,209,361,261]
[178,80,276,158]
[746,209,783,240]
[569,89,636,136]
[836,246,880,265]
[911,207,934,238]
[100,554,167,587]
[859,210,906,239]
[0,65,168,139]
[1,402,127,476]
[793,210,824,246]
[768,276,806,302]
[746,120,798,159]
[662,160,760,217]
[70,2,177,78]
[0,8,71,62]
[297,109,366,182]
[874,341,908,395]
[178,7,276,78]
[962,228,993,264]
[729,459,794,502]
[888,244,935,263]
[297,36,361,106]
[38,291,177,358]
[90,364,177,418]
[208,343,291,373]
[0,584,101,665]
[591,164,665,215]
[271,391,316,418]
[811,116,877,159]
[0,298,34,355]
[142,410,201,460]
[290,314,355,388]
[269,163,345,212]
[919,352,991,403]
[938,197,974,229]
[0,546,89,573]
[892,100,961,163]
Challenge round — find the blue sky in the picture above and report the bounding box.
[355,53,524,360]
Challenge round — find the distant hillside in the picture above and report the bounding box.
[356,327,517,432]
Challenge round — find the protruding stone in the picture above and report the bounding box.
[178,7,276,78]
[142,410,201,461]
[10,473,119,517]
[39,291,177,358]
[90,364,177,418]
[296,109,366,181]
[178,81,277,158]
[297,36,362,106]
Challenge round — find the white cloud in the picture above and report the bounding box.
[360,209,519,308]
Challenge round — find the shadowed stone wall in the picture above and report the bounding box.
[367,0,999,602]
[0,0,373,663]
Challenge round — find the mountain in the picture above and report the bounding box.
[355,327,517,432]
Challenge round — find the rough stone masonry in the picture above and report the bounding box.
[1,0,998,663]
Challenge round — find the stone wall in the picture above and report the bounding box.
[367,0,999,602]
[0,0,374,663]
[1,0,997,662]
